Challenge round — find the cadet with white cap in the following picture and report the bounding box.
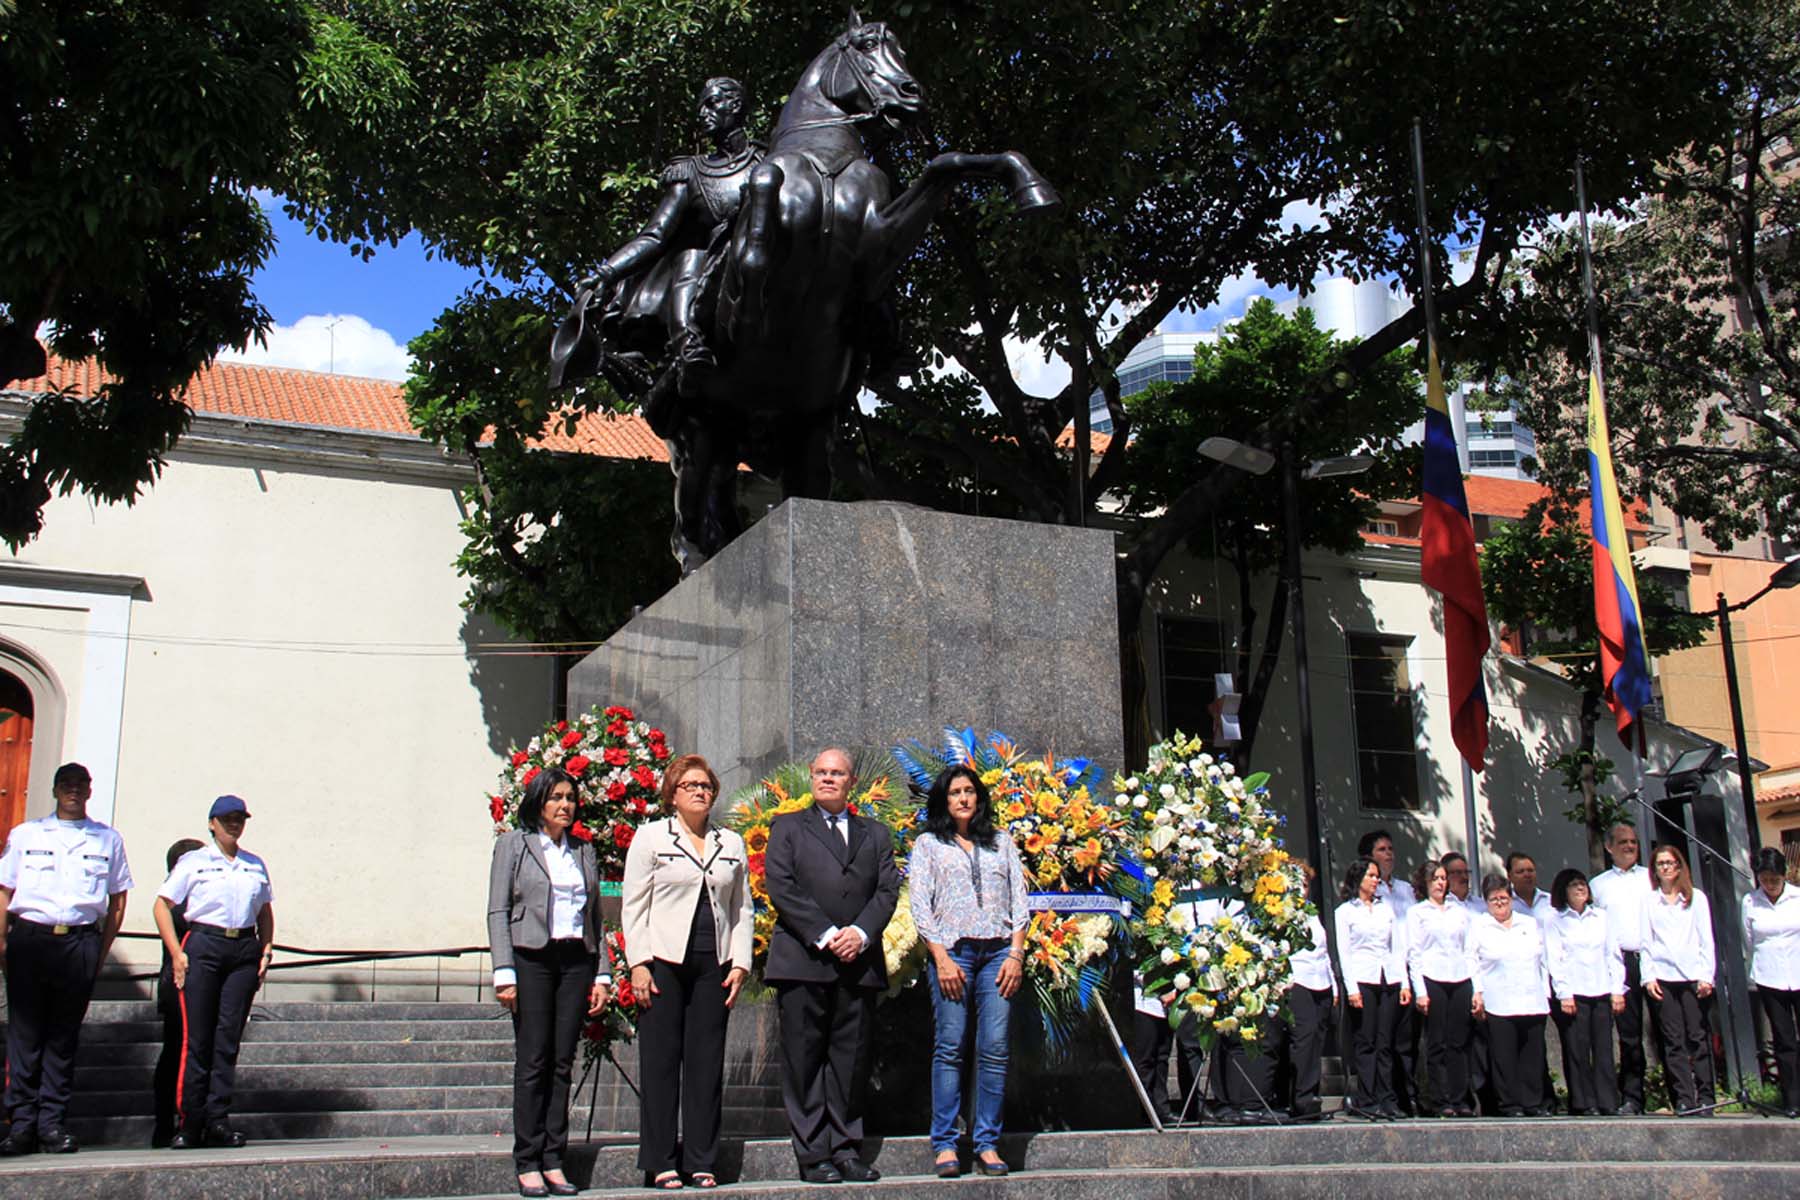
[0,762,133,1156]
[153,794,275,1149]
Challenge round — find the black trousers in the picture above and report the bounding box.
[1758,986,1800,1112]
[1616,951,1649,1110]
[775,980,874,1167]
[1422,978,1472,1111]
[1553,996,1619,1113]
[1,923,101,1133]
[510,940,597,1173]
[1657,979,1715,1112]
[636,949,730,1174]
[1129,1009,1205,1121]
[153,964,183,1143]
[1216,1023,1284,1112]
[1349,982,1401,1109]
[1393,1001,1421,1113]
[176,928,262,1132]
[1486,1012,1547,1114]
[1284,985,1333,1116]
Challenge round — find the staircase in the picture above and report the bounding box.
[54,1000,787,1146]
[3,1118,1798,1200]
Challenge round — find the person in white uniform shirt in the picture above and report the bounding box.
[1742,847,1800,1118]
[1360,831,1420,1113]
[1335,856,1410,1120]
[1588,823,1652,1114]
[153,795,275,1150]
[1282,865,1337,1119]
[1407,860,1474,1116]
[1441,853,1486,916]
[1506,852,1553,921]
[1467,874,1551,1116]
[1641,842,1716,1114]
[0,762,132,1156]
[1544,868,1624,1115]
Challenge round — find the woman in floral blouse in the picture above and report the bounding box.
[908,765,1030,1178]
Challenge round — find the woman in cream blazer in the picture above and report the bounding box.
[621,754,753,1189]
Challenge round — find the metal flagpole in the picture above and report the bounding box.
[1411,120,1486,869]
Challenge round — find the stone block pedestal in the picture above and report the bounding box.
[569,498,1123,795]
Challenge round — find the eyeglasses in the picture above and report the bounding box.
[677,781,717,795]
[1446,867,1471,876]
[1486,897,1509,906]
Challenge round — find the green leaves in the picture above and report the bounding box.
[0,0,310,544]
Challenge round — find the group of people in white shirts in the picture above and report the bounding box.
[1332,824,1800,1120]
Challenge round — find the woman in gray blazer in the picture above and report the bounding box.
[621,754,753,1189]
[488,767,611,1198]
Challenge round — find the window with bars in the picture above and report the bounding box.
[1346,632,1423,811]
[1158,615,1228,743]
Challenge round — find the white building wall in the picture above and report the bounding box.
[0,412,553,991]
[1140,542,1741,890]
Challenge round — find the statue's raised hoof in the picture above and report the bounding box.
[1012,181,1063,213]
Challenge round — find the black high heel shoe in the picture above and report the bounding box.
[973,1155,1009,1177]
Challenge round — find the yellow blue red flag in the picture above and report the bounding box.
[1586,369,1651,743]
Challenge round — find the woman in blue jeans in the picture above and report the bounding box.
[908,765,1029,1178]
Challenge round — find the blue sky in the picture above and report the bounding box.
[220,197,483,380]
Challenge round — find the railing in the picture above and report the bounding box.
[112,929,490,1001]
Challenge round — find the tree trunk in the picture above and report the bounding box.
[1579,689,1605,874]
[1234,575,1290,764]
[1118,569,1152,773]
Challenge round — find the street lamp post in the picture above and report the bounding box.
[1196,437,1371,902]
[1714,557,1800,853]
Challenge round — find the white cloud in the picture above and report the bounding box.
[220,313,412,381]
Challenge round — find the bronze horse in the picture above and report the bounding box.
[561,14,1059,572]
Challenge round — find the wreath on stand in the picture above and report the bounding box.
[1126,732,1316,1050]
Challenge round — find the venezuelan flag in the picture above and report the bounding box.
[1420,340,1491,771]
[1586,369,1652,742]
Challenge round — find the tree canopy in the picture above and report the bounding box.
[3,0,1777,758]
[1484,1,1800,551]
[1113,299,1419,759]
[0,1,312,542]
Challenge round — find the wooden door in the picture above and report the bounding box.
[0,670,35,836]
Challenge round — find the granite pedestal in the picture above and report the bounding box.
[569,498,1123,795]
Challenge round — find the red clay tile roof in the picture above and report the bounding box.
[1761,783,1800,808]
[10,355,670,463]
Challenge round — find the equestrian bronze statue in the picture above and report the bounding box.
[551,13,1059,572]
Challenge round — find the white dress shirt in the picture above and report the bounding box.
[0,816,133,926]
[1544,904,1624,1001]
[1406,899,1472,992]
[1377,877,1417,919]
[1742,884,1800,991]
[158,843,272,929]
[1511,889,1553,922]
[538,833,588,941]
[1335,897,1407,987]
[1453,891,1487,918]
[1640,888,1716,986]
[1289,913,1337,996]
[1466,912,1549,1017]
[1589,863,1649,954]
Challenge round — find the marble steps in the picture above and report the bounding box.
[5,1121,1800,1200]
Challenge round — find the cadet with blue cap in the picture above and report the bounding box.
[0,762,134,1156]
[152,794,275,1149]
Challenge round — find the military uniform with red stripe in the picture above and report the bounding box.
[154,795,273,1150]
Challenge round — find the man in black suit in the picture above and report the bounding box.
[763,748,899,1184]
